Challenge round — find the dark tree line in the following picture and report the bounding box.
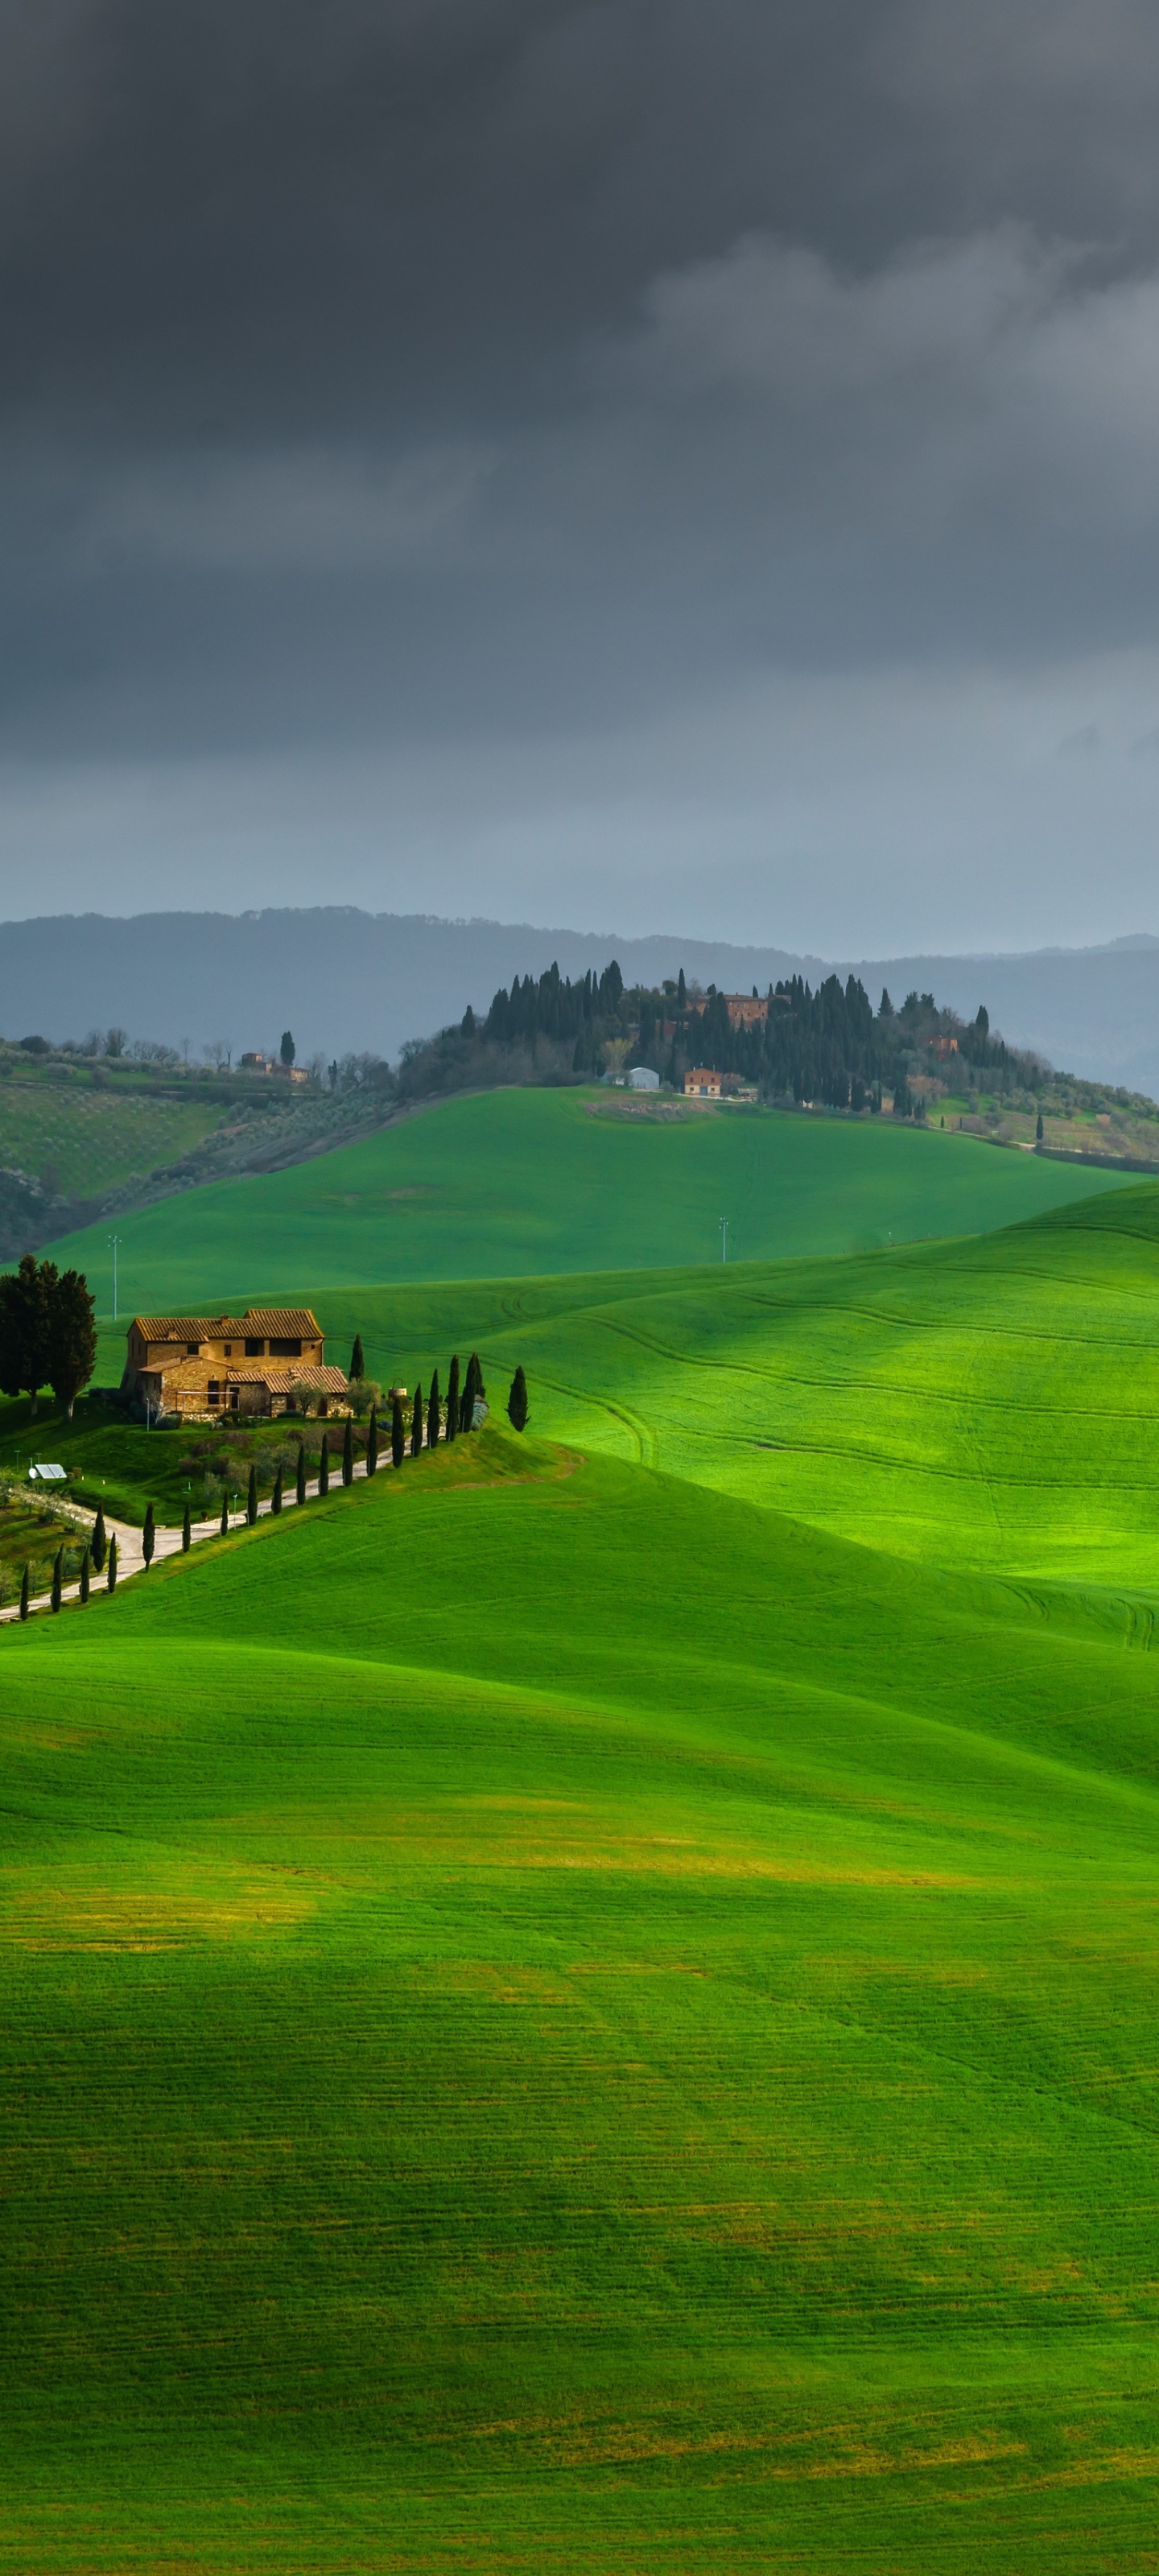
[395,956,1027,1114]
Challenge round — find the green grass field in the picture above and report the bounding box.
[50,1085,1126,1318]
[7,1101,1159,2567]
[5,1428,1159,2568]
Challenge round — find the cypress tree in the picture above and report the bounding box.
[391,1396,405,1468]
[445,1355,460,1444]
[427,1368,440,1452]
[507,1364,528,1432]
[142,1501,155,1566]
[296,1439,307,1507]
[366,1406,378,1476]
[220,1493,229,1537]
[51,1546,63,1612]
[1036,1110,1045,1142]
[80,1545,90,1604]
[92,1503,106,1575]
[319,1430,329,1496]
[411,1384,423,1459]
[349,1332,365,1381]
[271,1466,283,1516]
[107,1535,118,1593]
[342,1416,354,1487]
[246,1463,258,1525]
[19,1562,29,1620]
[182,1503,192,1550]
[460,1353,481,1431]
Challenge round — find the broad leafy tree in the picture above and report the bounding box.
[47,1269,97,1418]
[0,1254,54,1418]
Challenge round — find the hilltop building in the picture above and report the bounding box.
[239,1051,309,1083]
[690,993,769,1029]
[684,1067,722,1098]
[122,1307,349,1421]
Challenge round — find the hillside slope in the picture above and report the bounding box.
[5,1430,1159,2570]
[55,1084,1128,1323]
[285,1181,1159,1587]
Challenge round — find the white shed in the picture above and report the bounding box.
[626,1066,660,1091]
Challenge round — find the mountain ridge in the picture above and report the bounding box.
[2,906,1157,1088]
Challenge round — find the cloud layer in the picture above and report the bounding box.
[4,2,1159,944]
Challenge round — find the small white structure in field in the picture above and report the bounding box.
[29,1463,68,1481]
[626,1066,660,1090]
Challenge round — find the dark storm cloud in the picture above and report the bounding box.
[5,2,1159,952]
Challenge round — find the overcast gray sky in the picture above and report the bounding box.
[5,0,1159,953]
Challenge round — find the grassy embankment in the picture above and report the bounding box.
[47,1082,1128,1316]
[6,1423,1159,2570]
[14,1085,1128,1528]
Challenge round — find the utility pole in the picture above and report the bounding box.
[720,1216,728,1265]
[109,1234,121,1322]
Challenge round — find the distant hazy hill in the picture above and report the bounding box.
[1,908,1157,1090]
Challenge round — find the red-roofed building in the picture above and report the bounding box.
[122,1307,349,1419]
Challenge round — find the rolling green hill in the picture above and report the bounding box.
[6,1428,1159,2570]
[52,1084,1127,1327]
[261,1179,1159,1590]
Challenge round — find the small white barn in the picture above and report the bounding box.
[626,1066,660,1091]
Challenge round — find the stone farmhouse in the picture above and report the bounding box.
[684,1067,722,1098]
[690,993,769,1029]
[122,1307,349,1421]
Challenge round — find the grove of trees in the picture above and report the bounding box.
[0,1255,97,1417]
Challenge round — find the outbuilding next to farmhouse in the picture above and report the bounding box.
[122,1307,349,1422]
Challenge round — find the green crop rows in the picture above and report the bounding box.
[0,1072,218,1196]
[4,1092,1159,2568]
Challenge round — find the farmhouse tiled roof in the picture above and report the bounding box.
[134,1307,320,1340]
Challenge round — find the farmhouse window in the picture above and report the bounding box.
[223,1344,232,1356]
[245,1337,265,1356]
[187,1343,199,1356]
[269,1337,302,1357]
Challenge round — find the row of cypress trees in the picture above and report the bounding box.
[12,1353,527,1622]
[18,1526,119,1620]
